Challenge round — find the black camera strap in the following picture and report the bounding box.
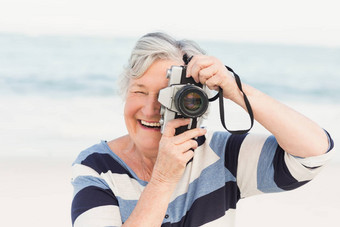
[210,66,254,134]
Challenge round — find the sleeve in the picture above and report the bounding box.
[224,131,334,199]
[71,163,123,227]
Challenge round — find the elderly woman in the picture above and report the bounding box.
[71,32,333,226]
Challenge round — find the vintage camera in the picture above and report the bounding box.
[158,66,210,135]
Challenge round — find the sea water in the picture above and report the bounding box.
[0,33,339,160]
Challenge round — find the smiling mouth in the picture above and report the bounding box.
[139,120,161,129]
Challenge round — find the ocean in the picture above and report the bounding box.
[1,33,340,101]
[0,33,339,159]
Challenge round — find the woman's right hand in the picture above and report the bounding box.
[150,118,207,187]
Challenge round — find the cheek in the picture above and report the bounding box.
[124,101,135,120]
[124,101,138,135]
[124,97,142,119]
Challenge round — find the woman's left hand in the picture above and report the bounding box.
[186,55,240,101]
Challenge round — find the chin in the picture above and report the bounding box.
[127,120,162,150]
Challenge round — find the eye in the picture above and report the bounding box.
[133,90,147,95]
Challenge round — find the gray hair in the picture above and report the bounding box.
[118,32,206,98]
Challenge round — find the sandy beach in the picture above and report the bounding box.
[0,157,339,227]
[0,157,73,226]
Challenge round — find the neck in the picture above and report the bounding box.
[123,135,158,182]
[133,145,157,181]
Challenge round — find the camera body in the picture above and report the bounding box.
[158,66,210,135]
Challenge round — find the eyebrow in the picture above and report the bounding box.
[130,83,147,89]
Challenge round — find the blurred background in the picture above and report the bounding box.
[0,0,339,226]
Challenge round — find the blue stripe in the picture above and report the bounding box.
[72,141,111,165]
[163,181,240,227]
[71,186,119,225]
[81,153,134,176]
[72,175,110,196]
[116,198,138,223]
[224,133,248,177]
[324,130,334,152]
[74,141,148,186]
[166,157,236,223]
[257,136,284,193]
[209,131,232,158]
[273,143,309,190]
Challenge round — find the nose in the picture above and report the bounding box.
[142,95,161,118]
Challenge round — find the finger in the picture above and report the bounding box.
[197,64,218,84]
[205,74,222,91]
[178,139,198,152]
[190,59,214,83]
[162,118,191,137]
[173,127,207,144]
[186,56,213,81]
[182,149,195,163]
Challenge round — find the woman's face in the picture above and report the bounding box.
[124,59,182,155]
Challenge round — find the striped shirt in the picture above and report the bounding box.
[71,131,334,226]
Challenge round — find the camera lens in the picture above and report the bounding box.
[183,92,202,111]
[175,85,209,118]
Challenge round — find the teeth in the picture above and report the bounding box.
[141,120,161,127]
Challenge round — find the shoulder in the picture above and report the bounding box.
[72,140,131,176]
[73,141,111,165]
[71,141,123,226]
[106,135,131,160]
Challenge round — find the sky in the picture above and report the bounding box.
[0,0,340,47]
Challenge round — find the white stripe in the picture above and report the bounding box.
[170,132,220,202]
[237,134,268,198]
[291,150,333,167]
[200,209,236,226]
[72,163,100,180]
[284,153,325,182]
[74,205,122,227]
[101,171,145,201]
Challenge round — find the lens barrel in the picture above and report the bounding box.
[174,85,209,118]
